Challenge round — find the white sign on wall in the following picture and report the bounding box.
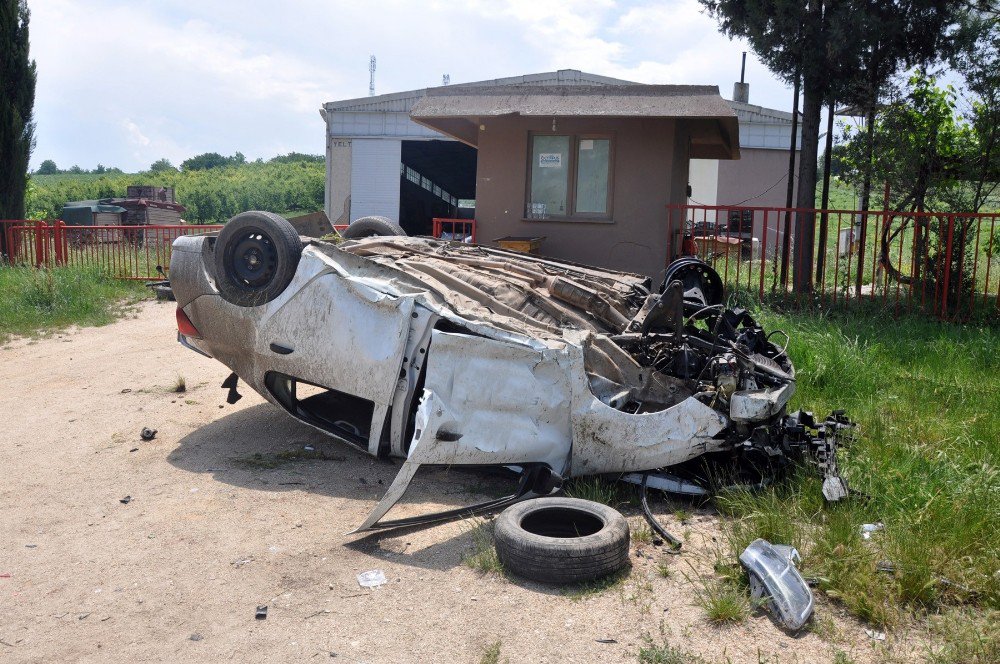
[538,153,562,168]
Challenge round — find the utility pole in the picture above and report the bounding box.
[368,56,376,97]
[816,100,835,285]
[780,69,801,289]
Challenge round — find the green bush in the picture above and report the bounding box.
[28,160,325,224]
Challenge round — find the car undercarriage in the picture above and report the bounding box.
[170,212,852,533]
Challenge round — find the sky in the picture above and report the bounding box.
[29,0,799,173]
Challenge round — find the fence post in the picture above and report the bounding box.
[34,220,46,267]
[53,220,66,266]
[940,214,956,319]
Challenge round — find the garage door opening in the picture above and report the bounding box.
[399,140,477,236]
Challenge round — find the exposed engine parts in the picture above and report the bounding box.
[616,259,854,501]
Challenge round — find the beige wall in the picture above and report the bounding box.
[716,147,798,256]
[474,116,690,281]
[325,137,352,226]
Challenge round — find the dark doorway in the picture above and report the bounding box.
[399,140,477,236]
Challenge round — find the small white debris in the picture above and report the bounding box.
[861,523,884,540]
[357,570,387,588]
[865,628,886,641]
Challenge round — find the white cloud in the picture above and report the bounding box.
[123,120,150,148]
[29,0,797,172]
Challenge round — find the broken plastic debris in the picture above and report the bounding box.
[865,628,886,641]
[822,475,850,502]
[304,445,315,452]
[140,427,157,441]
[739,538,814,631]
[861,523,884,540]
[356,570,387,588]
[770,544,801,566]
[255,606,268,620]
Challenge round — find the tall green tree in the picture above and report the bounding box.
[0,0,36,227]
[35,159,57,174]
[698,0,965,292]
[949,7,1000,211]
[148,158,177,173]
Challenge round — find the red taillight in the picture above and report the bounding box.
[176,307,202,339]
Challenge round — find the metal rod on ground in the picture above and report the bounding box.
[640,473,682,552]
[780,70,801,290]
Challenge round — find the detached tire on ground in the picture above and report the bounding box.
[341,215,407,239]
[214,211,303,307]
[494,497,630,584]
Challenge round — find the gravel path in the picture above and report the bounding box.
[0,301,905,663]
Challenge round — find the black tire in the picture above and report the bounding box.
[341,215,407,239]
[494,497,630,584]
[214,211,302,307]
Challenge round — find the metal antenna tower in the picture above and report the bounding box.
[368,56,376,97]
[442,74,450,86]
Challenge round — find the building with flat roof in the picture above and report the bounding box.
[320,69,799,279]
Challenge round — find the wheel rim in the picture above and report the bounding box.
[227,229,278,288]
[664,259,723,306]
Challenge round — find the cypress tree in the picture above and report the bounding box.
[0,0,36,229]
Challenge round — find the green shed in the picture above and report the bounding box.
[61,201,127,227]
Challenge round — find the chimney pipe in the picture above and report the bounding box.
[733,52,750,103]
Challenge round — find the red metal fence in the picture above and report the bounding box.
[667,204,1000,320]
[1,220,223,280]
[432,218,476,243]
[2,218,475,280]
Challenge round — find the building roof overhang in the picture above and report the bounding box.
[410,84,740,159]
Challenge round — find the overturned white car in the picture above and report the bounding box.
[170,212,851,533]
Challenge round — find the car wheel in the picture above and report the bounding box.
[494,497,630,584]
[214,211,303,307]
[662,257,724,306]
[341,215,407,239]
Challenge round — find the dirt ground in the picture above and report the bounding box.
[0,301,922,663]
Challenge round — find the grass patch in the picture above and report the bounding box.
[832,651,856,664]
[926,609,1000,664]
[461,520,505,577]
[172,374,187,393]
[0,265,149,342]
[477,638,504,664]
[638,639,712,664]
[563,476,628,507]
[695,578,751,624]
[562,566,631,600]
[632,521,654,544]
[717,306,1000,632]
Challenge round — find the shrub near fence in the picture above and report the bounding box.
[1,221,222,280]
[667,204,1000,322]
